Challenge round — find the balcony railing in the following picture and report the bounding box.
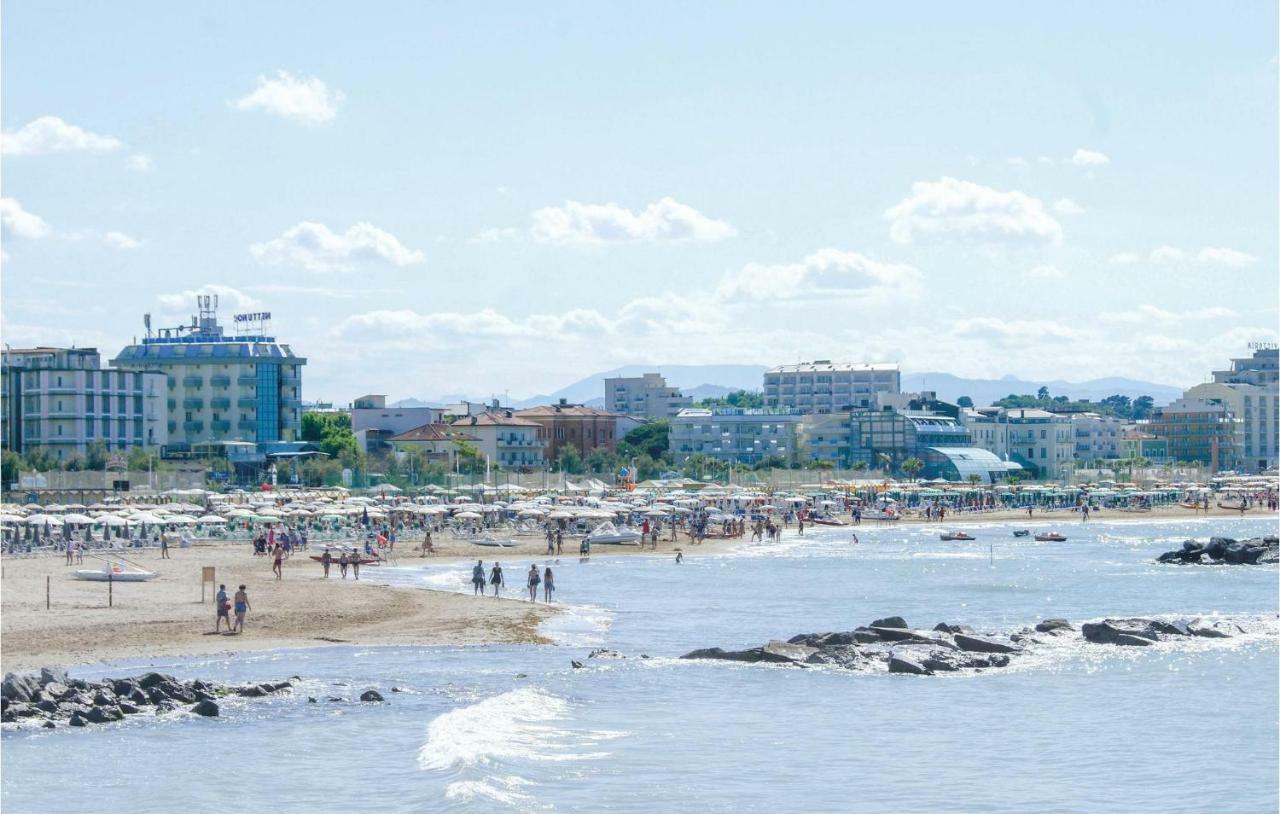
[210,397,231,409]
[183,420,204,433]
[238,396,258,408]
[211,420,231,432]
[182,376,203,388]
[237,376,257,386]
[183,398,204,410]
[238,420,257,431]
[210,375,231,388]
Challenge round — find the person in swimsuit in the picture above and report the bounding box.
[675,551,683,564]
[272,543,286,580]
[215,584,232,632]
[489,562,504,597]
[351,551,360,580]
[339,551,349,579]
[232,585,250,633]
[543,567,555,602]
[527,564,541,602]
[321,549,332,578]
[472,560,486,595]
[160,533,170,559]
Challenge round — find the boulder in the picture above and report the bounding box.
[1112,634,1153,647]
[1081,619,1159,645]
[887,654,930,675]
[68,712,89,727]
[92,691,117,707]
[237,685,269,698]
[1188,622,1232,638]
[851,628,883,644]
[191,700,220,717]
[804,646,865,669]
[137,672,174,690]
[1034,619,1074,634]
[570,661,584,669]
[933,623,973,634]
[119,702,142,715]
[954,634,1023,654]
[1204,538,1232,560]
[38,667,69,687]
[762,641,818,664]
[1146,620,1192,636]
[868,626,934,643]
[359,690,385,703]
[85,705,123,724]
[35,698,59,713]
[128,688,149,705]
[2,673,37,703]
[871,616,909,629]
[112,680,140,698]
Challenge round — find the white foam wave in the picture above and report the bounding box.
[418,687,624,772]
[537,601,613,647]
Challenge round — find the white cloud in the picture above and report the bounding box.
[1100,304,1238,324]
[885,177,1063,246]
[0,197,52,239]
[335,306,614,351]
[104,231,141,250]
[1,116,122,156]
[1107,252,1140,265]
[1149,245,1186,263]
[1070,148,1110,166]
[1026,264,1063,279]
[716,248,921,302]
[126,153,153,172]
[230,70,344,125]
[250,221,424,272]
[470,226,522,244]
[1052,198,1085,215]
[950,316,1082,343]
[530,197,736,245]
[1195,246,1257,267]
[156,285,263,315]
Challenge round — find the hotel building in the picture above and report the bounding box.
[604,373,691,420]
[763,361,900,413]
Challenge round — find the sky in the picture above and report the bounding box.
[2,1,1277,404]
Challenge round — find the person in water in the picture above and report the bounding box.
[232,585,250,633]
[527,564,541,602]
[675,550,683,564]
[489,561,504,597]
[472,560,486,595]
[543,566,555,602]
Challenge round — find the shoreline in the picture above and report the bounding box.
[2,510,1274,673]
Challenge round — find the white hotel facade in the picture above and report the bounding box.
[763,361,900,413]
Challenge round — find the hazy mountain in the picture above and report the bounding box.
[390,366,1184,412]
[902,372,1184,406]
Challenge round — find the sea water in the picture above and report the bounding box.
[3,517,1277,813]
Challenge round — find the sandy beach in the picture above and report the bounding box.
[3,506,1273,673]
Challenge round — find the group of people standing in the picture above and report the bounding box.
[472,559,555,602]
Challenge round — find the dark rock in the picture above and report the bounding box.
[570,661,585,669]
[1113,634,1153,647]
[804,646,865,669]
[868,626,934,643]
[93,692,117,707]
[359,690,385,703]
[932,623,972,634]
[119,702,141,715]
[887,654,930,675]
[85,706,123,724]
[851,628,882,643]
[1205,538,1229,560]
[191,700,220,717]
[327,697,344,703]
[762,641,818,663]
[112,680,139,698]
[128,688,149,705]
[307,697,317,703]
[871,616,909,629]
[1188,622,1232,638]
[154,700,179,714]
[38,667,69,687]
[1146,619,1192,636]
[391,687,407,693]
[1035,619,1074,633]
[954,634,1023,654]
[68,712,88,727]
[237,685,269,698]
[1081,619,1159,645]
[193,690,216,703]
[268,681,293,692]
[42,721,55,729]
[35,698,58,713]
[137,672,174,690]
[2,673,37,702]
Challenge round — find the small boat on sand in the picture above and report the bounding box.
[310,549,381,565]
[71,561,156,582]
[467,534,521,548]
[940,531,975,541]
[808,517,847,527]
[584,522,642,546]
[1034,532,1067,542]
[1012,529,1031,538]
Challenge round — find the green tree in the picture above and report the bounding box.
[555,444,585,475]
[127,447,163,472]
[618,421,669,460]
[901,457,924,481]
[811,459,835,470]
[956,396,974,408]
[693,390,764,409]
[2,450,22,487]
[85,440,109,470]
[1036,386,1050,400]
[23,448,58,472]
[851,460,868,472]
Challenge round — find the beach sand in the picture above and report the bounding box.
[2,505,1271,672]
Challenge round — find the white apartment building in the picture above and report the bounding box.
[961,407,1073,480]
[449,411,546,469]
[1183,347,1280,473]
[2,347,167,462]
[763,361,900,413]
[1069,412,1127,462]
[604,373,691,420]
[669,407,804,465]
[351,394,444,454]
[111,298,304,453]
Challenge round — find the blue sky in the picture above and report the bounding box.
[2,1,1276,403]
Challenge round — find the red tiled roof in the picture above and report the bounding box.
[390,423,479,442]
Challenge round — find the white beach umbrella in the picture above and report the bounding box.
[197,514,227,523]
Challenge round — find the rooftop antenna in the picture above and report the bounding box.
[143,313,152,339]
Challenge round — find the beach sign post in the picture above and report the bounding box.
[202,566,215,602]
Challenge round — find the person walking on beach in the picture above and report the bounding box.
[527,564,541,602]
[351,552,361,580]
[232,585,250,633]
[272,543,286,580]
[489,562,504,596]
[65,538,75,566]
[339,551,349,579]
[215,584,232,633]
[543,567,555,602]
[555,529,563,555]
[160,533,170,559]
[798,516,805,536]
[472,560,486,595]
[546,531,555,555]
[321,549,332,578]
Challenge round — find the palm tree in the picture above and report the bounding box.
[901,457,924,482]
[876,452,893,480]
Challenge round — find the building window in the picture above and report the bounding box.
[85,371,94,388]
[117,394,126,413]
[86,393,95,412]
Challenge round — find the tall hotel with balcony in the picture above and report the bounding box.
[110,296,304,454]
[1,347,167,462]
[763,361,900,413]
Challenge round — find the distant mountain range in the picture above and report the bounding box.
[392,365,1184,410]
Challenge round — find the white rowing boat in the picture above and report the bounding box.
[469,533,521,548]
[584,521,643,545]
[71,562,157,582]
